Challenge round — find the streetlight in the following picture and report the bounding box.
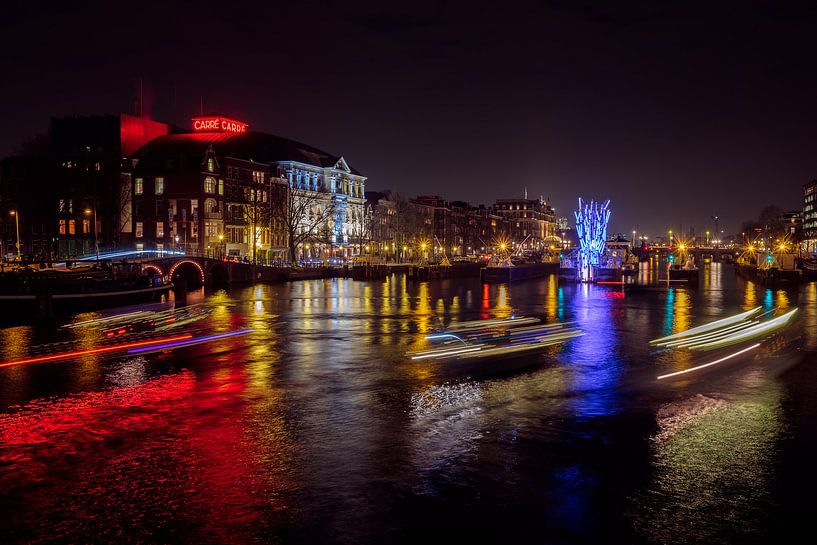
[84,207,99,260]
[218,233,224,258]
[9,210,20,261]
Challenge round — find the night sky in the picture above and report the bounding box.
[2,1,816,236]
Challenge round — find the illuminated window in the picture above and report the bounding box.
[135,178,143,195]
[136,221,143,238]
[155,177,164,195]
[68,220,76,235]
[207,157,215,172]
[156,221,164,238]
[83,219,90,233]
[59,219,66,235]
[204,176,216,193]
[218,179,224,195]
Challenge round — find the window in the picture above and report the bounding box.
[155,177,164,195]
[156,201,164,215]
[59,219,66,235]
[218,179,224,195]
[83,219,90,234]
[207,157,215,172]
[156,221,164,238]
[136,221,143,238]
[135,177,143,195]
[69,220,76,235]
[204,176,216,193]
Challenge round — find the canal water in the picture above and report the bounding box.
[1,263,816,544]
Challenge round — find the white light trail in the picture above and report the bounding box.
[656,343,761,380]
[650,307,761,345]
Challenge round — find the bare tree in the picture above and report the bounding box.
[276,188,333,266]
[240,185,272,263]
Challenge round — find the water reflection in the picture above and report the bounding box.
[0,267,813,543]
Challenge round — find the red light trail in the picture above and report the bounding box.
[0,334,194,368]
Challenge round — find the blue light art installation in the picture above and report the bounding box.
[574,198,611,282]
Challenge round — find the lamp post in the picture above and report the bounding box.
[218,233,224,259]
[9,210,21,261]
[84,207,98,260]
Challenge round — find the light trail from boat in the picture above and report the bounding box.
[0,334,194,368]
[674,309,797,350]
[126,329,254,354]
[657,343,761,380]
[650,307,761,345]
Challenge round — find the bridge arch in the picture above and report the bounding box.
[143,264,164,276]
[168,260,205,289]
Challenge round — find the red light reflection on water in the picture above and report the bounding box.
[0,366,292,542]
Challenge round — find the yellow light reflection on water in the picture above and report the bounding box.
[415,282,432,333]
[545,275,558,320]
[743,280,758,310]
[495,284,512,318]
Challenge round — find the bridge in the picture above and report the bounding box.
[635,246,739,264]
[135,256,301,288]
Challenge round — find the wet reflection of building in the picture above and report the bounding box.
[801,282,817,350]
[743,279,758,309]
[544,275,564,321]
[494,284,512,318]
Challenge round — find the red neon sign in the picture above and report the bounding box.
[191,116,248,133]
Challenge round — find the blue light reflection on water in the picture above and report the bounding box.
[561,283,623,420]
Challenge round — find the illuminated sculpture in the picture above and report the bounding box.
[574,198,611,282]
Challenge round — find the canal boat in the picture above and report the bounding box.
[0,262,172,317]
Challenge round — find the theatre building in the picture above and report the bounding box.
[132,115,367,261]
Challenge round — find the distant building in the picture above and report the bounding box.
[493,198,557,251]
[803,180,817,251]
[779,210,802,241]
[0,114,171,259]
